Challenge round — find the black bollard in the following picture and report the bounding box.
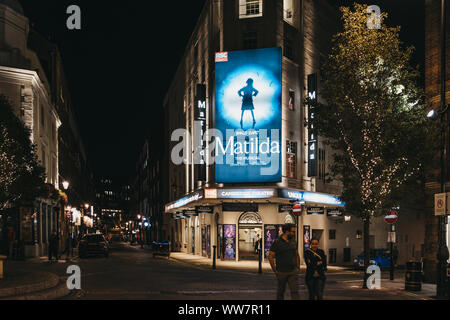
[258,245,262,274]
[213,245,217,270]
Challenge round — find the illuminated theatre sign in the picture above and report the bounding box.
[165,191,203,212]
[205,188,276,199]
[278,189,345,207]
[214,47,282,183]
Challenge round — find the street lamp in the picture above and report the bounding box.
[61,180,72,259]
[62,181,69,191]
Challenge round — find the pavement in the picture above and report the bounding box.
[0,254,76,300]
[166,251,437,300]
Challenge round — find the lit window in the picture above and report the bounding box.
[283,0,294,24]
[239,0,263,19]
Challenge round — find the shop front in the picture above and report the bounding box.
[165,187,348,264]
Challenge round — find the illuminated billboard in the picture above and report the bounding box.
[214,47,282,183]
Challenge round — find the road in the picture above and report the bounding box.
[16,242,434,300]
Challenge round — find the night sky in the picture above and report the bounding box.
[18,0,423,179]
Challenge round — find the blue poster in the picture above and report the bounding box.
[215,47,282,183]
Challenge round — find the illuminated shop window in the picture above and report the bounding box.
[239,0,263,19]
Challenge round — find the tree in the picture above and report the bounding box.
[308,4,437,288]
[0,94,46,212]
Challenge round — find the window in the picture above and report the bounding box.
[329,249,337,264]
[284,35,294,60]
[40,105,45,127]
[288,90,295,111]
[284,0,294,23]
[41,145,46,169]
[243,31,258,49]
[356,230,362,239]
[239,0,263,19]
[286,140,297,179]
[329,229,336,240]
[318,148,326,181]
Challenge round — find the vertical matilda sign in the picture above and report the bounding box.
[214,47,282,183]
[307,73,318,177]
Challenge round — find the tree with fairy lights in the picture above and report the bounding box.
[0,95,45,213]
[308,4,437,288]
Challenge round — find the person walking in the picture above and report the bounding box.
[268,224,300,300]
[304,239,327,300]
[48,231,59,262]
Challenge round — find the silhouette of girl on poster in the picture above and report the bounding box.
[238,78,259,129]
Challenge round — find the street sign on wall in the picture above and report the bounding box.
[435,193,448,216]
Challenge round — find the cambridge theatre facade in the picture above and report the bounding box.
[163,0,367,266]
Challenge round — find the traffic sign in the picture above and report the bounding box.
[384,211,398,224]
[435,193,448,216]
[292,204,302,217]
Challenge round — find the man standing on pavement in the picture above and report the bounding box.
[268,224,300,300]
[48,231,59,262]
[304,239,327,300]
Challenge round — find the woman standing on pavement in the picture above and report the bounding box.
[304,239,327,300]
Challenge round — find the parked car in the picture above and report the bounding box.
[78,234,109,258]
[152,241,170,258]
[354,249,390,270]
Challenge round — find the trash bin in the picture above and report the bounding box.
[405,261,422,291]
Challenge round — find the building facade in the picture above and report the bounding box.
[0,0,93,257]
[0,0,62,257]
[131,139,162,244]
[162,0,396,266]
[95,177,131,236]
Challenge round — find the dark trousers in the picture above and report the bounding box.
[48,246,58,261]
[306,277,326,300]
[276,270,300,300]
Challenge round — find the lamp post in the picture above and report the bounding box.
[427,0,450,299]
[62,181,72,259]
[84,203,90,235]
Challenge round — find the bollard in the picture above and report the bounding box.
[212,245,217,270]
[447,264,450,297]
[0,255,7,279]
[258,247,262,274]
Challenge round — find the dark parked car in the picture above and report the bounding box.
[78,234,109,258]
